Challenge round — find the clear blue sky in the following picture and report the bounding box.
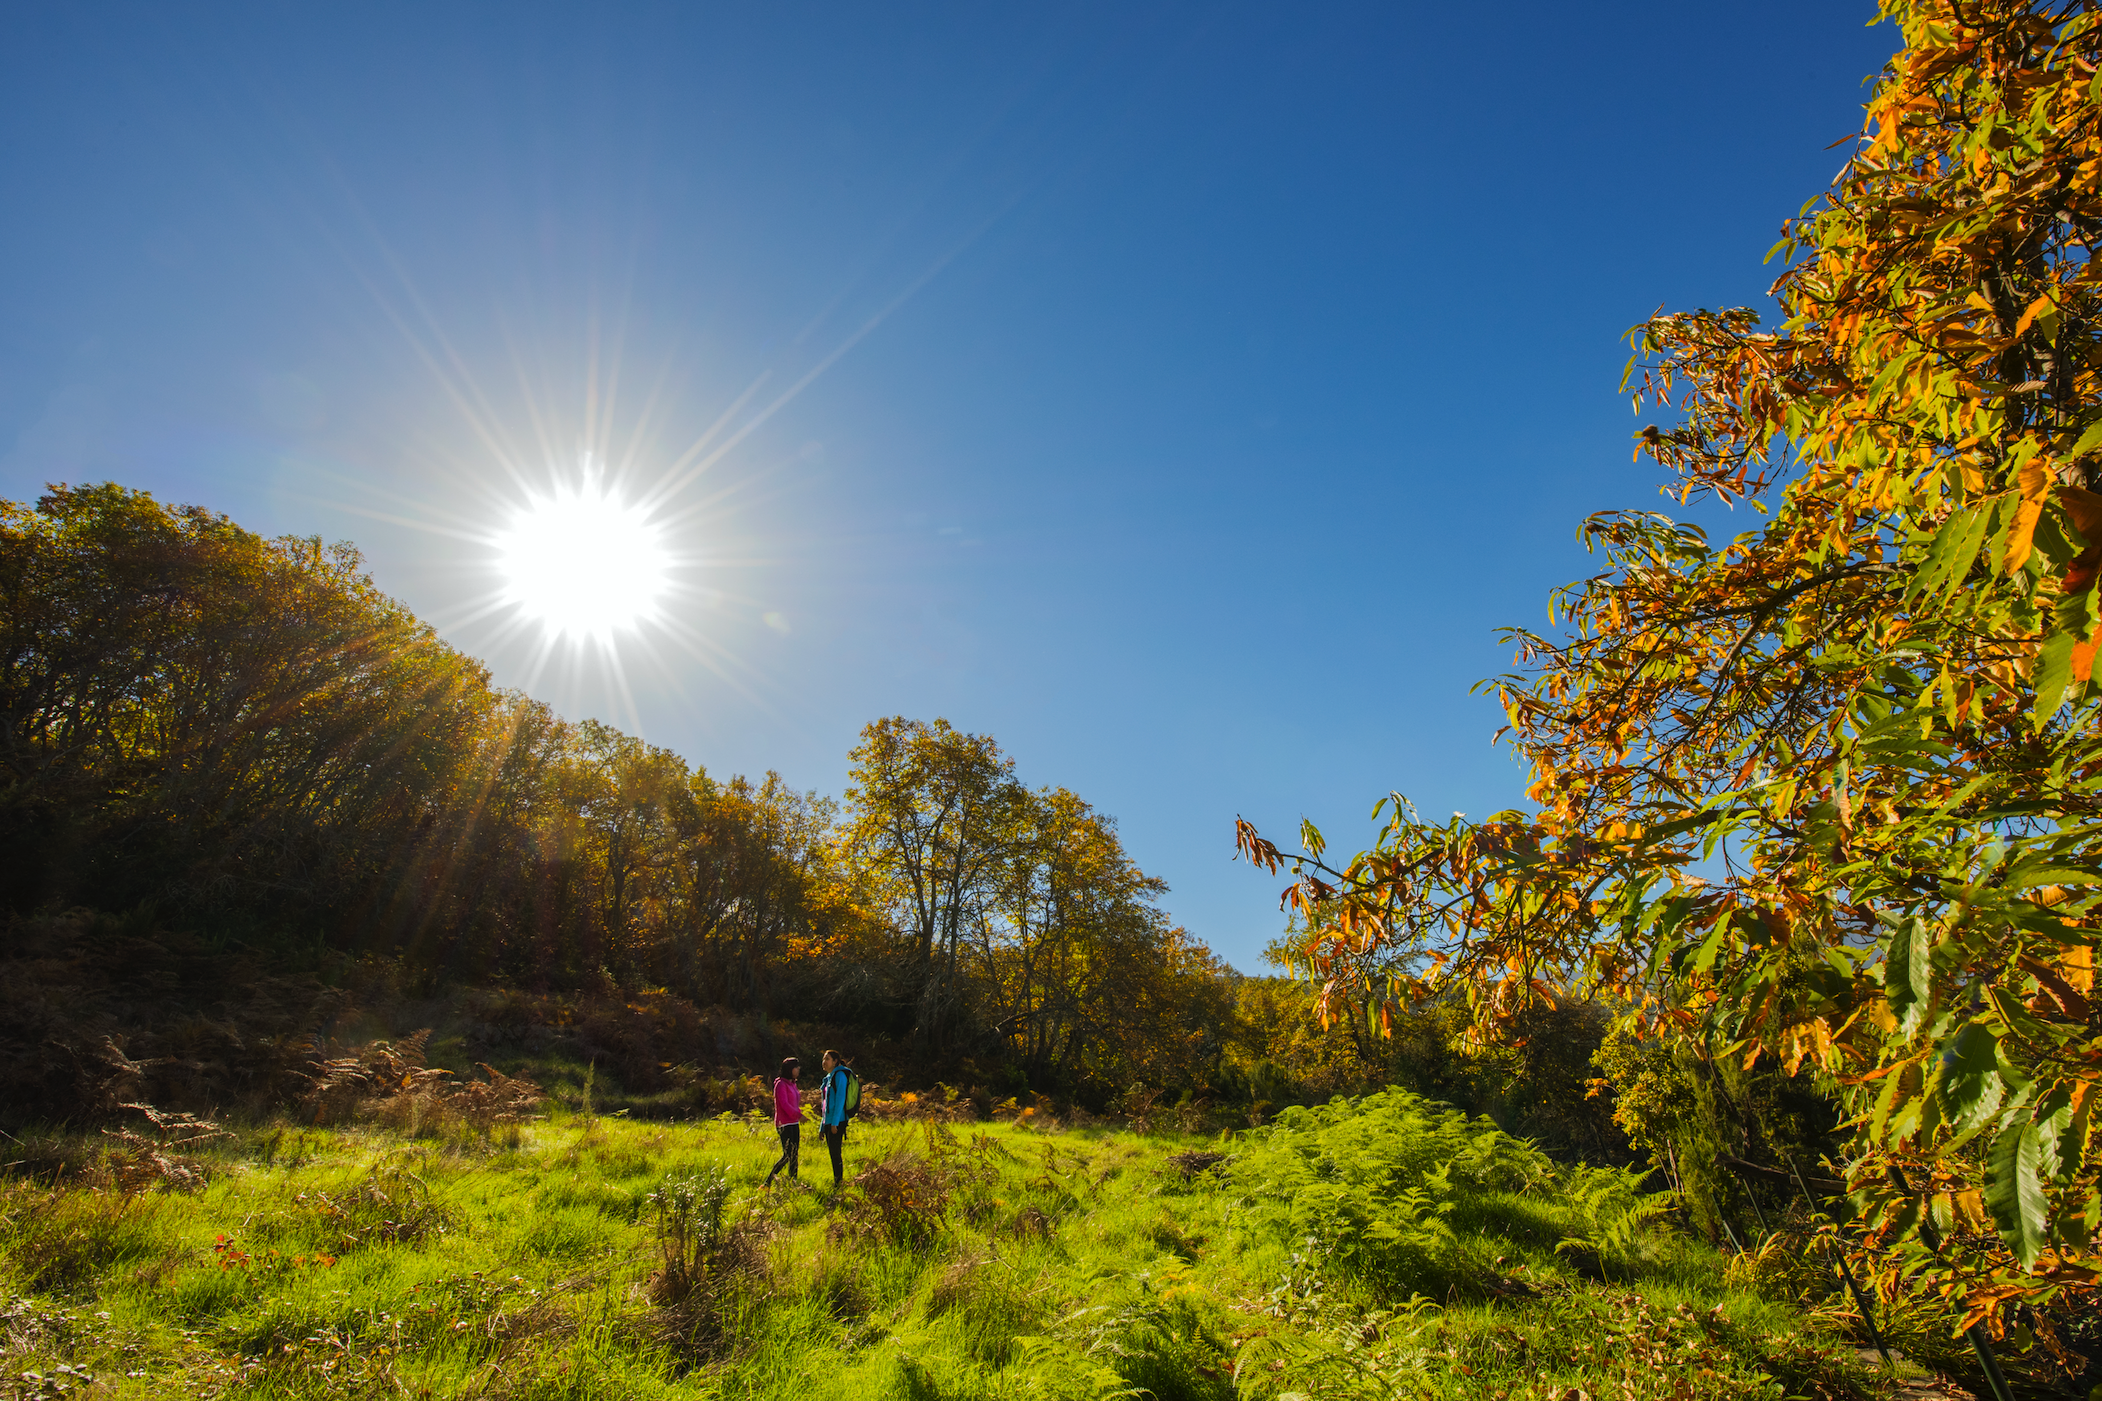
[1,3,1898,970]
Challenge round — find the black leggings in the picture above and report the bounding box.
[821,1123,847,1184]
[766,1124,800,1184]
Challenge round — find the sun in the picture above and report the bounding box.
[495,481,669,642]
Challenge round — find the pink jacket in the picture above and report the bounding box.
[773,1078,801,1128]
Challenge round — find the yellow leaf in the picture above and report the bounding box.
[2006,462,2051,572]
[2016,293,2055,337]
[2019,459,2051,501]
[2065,944,2095,996]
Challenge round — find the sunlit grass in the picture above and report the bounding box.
[0,1110,1882,1400]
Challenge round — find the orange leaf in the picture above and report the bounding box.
[2059,484,2102,546]
[2005,501,2044,573]
[2018,953,2093,1020]
[2015,293,2054,337]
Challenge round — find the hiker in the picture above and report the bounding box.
[764,1056,802,1188]
[815,1049,857,1188]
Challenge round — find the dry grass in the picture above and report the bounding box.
[835,1151,953,1250]
[0,1184,169,1295]
[100,1102,229,1193]
[302,1031,544,1144]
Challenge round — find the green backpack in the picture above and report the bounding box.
[838,1066,861,1120]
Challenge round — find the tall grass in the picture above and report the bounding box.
[0,1095,1895,1400]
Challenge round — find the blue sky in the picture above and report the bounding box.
[1,3,1899,970]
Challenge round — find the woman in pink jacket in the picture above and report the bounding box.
[764,1057,802,1188]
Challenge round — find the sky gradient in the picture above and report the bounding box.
[1,3,1901,969]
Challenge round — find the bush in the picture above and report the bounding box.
[644,1166,765,1359]
[99,1102,229,1192]
[844,1152,954,1249]
[925,1254,1049,1367]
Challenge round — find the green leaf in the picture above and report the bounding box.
[1689,921,1728,975]
[1883,916,1933,1037]
[2034,628,2077,730]
[1998,862,2099,893]
[1873,1059,1925,1145]
[2059,573,2102,639]
[1908,506,1996,602]
[2033,1084,2075,1182]
[1985,1120,2051,1268]
[1940,1022,2005,1139]
[1300,818,1326,860]
[2067,416,2102,462]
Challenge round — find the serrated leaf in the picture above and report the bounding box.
[1984,1120,2050,1267]
[1689,921,1728,975]
[2062,1083,2095,1181]
[1999,863,2098,893]
[1873,1058,1925,1145]
[2033,1084,2075,1181]
[2006,461,2052,573]
[1300,818,1326,859]
[1883,916,1933,1036]
[2035,628,2077,729]
[1910,504,1997,602]
[1941,1022,2004,1138]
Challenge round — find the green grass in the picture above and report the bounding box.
[0,1095,1892,1401]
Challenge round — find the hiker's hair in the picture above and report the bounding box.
[822,1049,843,1065]
[781,1057,800,1076]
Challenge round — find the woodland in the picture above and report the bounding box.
[0,480,1253,1114]
[8,1,2102,1398]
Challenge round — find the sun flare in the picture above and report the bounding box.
[495,482,669,642]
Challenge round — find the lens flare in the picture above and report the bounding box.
[496,481,669,641]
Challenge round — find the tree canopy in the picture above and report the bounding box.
[1239,0,2102,1332]
[2,484,1232,1107]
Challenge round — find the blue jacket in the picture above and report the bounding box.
[818,1066,850,1127]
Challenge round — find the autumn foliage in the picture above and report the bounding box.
[1240,0,2102,1334]
[1,485,1234,1113]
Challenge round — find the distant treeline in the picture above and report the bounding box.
[3,485,1703,1166]
[2,485,1259,1105]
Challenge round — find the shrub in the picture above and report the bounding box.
[804,1243,873,1321]
[925,1254,1050,1367]
[844,1152,953,1249]
[1165,1149,1228,1183]
[1047,1270,1234,1401]
[297,1163,454,1252]
[644,1166,764,1359]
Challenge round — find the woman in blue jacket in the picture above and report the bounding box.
[815,1050,852,1188]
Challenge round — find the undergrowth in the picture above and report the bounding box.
[0,1089,1939,1399]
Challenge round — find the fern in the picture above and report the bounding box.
[1552,1166,1672,1279]
[1231,1089,1679,1300]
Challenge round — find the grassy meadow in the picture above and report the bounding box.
[0,1085,1921,1401]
